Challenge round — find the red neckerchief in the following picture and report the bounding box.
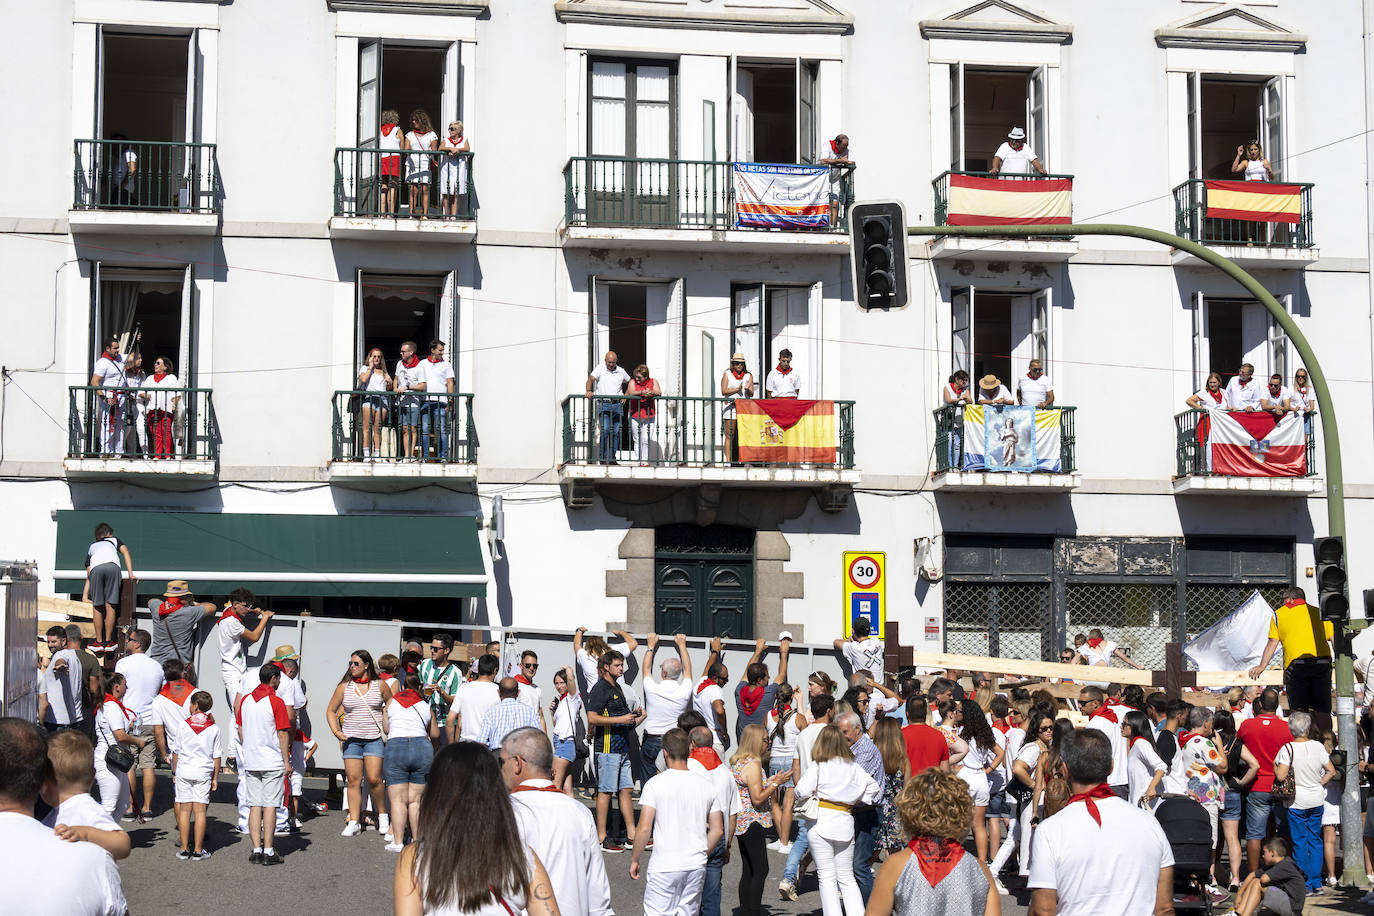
[249,684,274,703]
[218,606,239,624]
[103,693,133,720]
[1027,372,1037,380]
[515,674,533,686]
[1089,704,1118,724]
[697,677,716,696]
[952,383,966,395]
[1086,637,1105,649]
[1131,735,1152,749]
[1067,784,1116,826]
[1207,389,1223,403]
[381,123,398,137]
[731,367,746,380]
[160,680,194,705]
[829,139,840,157]
[352,675,371,685]
[512,783,564,794]
[153,372,167,383]
[1282,599,1308,610]
[689,747,723,770]
[427,355,442,363]
[739,685,766,717]
[401,354,419,369]
[775,364,792,375]
[391,689,425,709]
[992,718,1011,734]
[1177,730,1200,748]
[101,350,117,361]
[294,728,309,743]
[908,836,964,887]
[158,597,185,617]
[186,712,214,735]
[1238,377,1252,387]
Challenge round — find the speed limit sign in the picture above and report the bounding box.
[842,551,886,637]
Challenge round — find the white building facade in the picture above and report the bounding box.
[2,0,1374,667]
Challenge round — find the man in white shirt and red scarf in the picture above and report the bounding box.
[765,350,802,400]
[1078,686,1129,799]
[90,334,129,455]
[817,134,853,226]
[1225,363,1263,411]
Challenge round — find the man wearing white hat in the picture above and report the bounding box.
[719,352,754,464]
[990,127,1047,178]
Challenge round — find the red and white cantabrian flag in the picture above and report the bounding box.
[1207,411,1307,477]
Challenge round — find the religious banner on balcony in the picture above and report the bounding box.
[1203,180,1303,224]
[1205,410,1307,476]
[961,405,1062,473]
[945,174,1072,226]
[732,163,831,229]
[737,399,836,463]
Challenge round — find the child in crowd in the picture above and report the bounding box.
[288,727,321,829]
[170,691,221,860]
[1234,836,1305,916]
[379,654,401,693]
[43,730,132,860]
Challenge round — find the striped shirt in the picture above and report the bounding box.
[341,680,384,740]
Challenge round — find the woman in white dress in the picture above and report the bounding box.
[438,121,471,218]
[794,725,881,916]
[956,700,1005,866]
[393,742,558,916]
[402,109,438,219]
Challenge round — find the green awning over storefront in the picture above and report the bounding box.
[54,511,487,598]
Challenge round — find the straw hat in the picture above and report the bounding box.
[730,352,748,363]
[163,580,192,598]
[273,645,300,661]
[979,374,1002,390]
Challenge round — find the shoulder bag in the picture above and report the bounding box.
[159,610,197,685]
[105,742,136,774]
[1271,743,1297,801]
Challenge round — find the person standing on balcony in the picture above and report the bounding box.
[1261,373,1294,419]
[720,353,754,465]
[766,349,801,399]
[139,356,180,458]
[587,351,630,465]
[1289,367,1318,437]
[1233,141,1275,182]
[1186,371,1226,411]
[1225,363,1263,411]
[942,369,971,406]
[626,364,660,466]
[124,351,148,456]
[357,348,393,461]
[817,134,853,226]
[378,109,402,216]
[976,375,1013,406]
[402,109,437,218]
[110,133,138,206]
[989,128,1046,178]
[439,121,471,219]
[1017,359,1055,408]
[420,339,455,462]
[394,340,425,461]
[90,334,129,456]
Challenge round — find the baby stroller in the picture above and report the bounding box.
[1155,796,1215,914]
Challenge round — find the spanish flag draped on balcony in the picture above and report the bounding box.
[737,400,837,464]
[1203,180,1303,224]
[946,174,1072,226]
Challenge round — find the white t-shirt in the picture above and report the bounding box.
[516,681,543,719]
[239,668,304,719]
[43,650,85,725]
[395,359,426,402]
[1225,377,1263,411]
[510,780,613,916]
[359,365,389,393]
[151,687,197,754]
[638,767,722,873]
[1028,796,1173,916]
[387,698,433,739]
[765,367,802,398]
[216,614,247,675]
[1075,641,1117,688]
[1260,385,1292,409]
[978,385,1013,403]
[552,691,582,741]
[643,676,693,735]
[590,364,630,397]
[0,812,126,916]
[687,757,743,829]
[236,687,289,771]
[768,707,804,759]
[1085,713,1128,786]
[1275,740,1331,809]
[422,357,455,401]
[794,722,826,782]
[1126,737,1167,806]
[1289,387,1316,413]
[453,680,501,742]
[140,373,181,412]
[86,536,123,570]
[114,652,164,721]
[92,354,128,390]
[1193,388,1226,411]
[693,681,727,733]
[1017,374,1055,407]
[94,699,136,755]
[173,718,222,781]
[841,637,885,684]
[994,142,1039,175]
[55,792,121,832]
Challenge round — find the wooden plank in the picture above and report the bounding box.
[1193,671,1285,688]
[38,595,94,620]
[908,650,1157,686]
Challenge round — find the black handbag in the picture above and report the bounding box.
[104,743,135,774]
[1007,776,1034,806]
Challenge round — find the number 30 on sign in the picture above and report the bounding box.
[842,551,886,638]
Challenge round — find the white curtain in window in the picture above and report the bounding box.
[636,66,671,161]
[768,287,809,370]
[591,63,626,156]
[732,286,762,374]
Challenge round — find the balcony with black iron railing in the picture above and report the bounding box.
[1172,408,1321,495]
[71,139,219,234]
[928,170,1077,261]
[559,393,859,508]
[65,386,218,477]
[560,157,854,252]
[1170,178,1317,268]
[929,403,1079,491]
[331,148,476,241]
[329,391,477,480]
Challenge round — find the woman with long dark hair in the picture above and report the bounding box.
[393,742,559,915]
[1004,709,1053,879]
[957,699,1005,866]
[1213,708,1255,891]
[767,683,806,851]
[1122,709,1167,807]
[327,649,393,839]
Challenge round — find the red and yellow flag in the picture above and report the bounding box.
[1204,180,1302,224]
[737,400,836,464]
[946,174,1072,226]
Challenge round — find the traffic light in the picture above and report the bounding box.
[1313,536,1348,621]
[849,201,908,310]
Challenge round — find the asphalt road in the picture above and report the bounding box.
[116,772,1030,916]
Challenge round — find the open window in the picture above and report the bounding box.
[732,60,817,163]
[949,287,1053,387]
[1190,293,1294,389]
[357,41,460,150]
[1186,73,1285,180]
[949,64,1049,171]
[731,283,821,394]
[355,272,457,371]
[91,264,194,382]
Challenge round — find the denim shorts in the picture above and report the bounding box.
[342,736,386,760]
[1221,786,1243,822]
[769,756,795,789]
[596,752,633,793]
[1246,789,1288,840]
[362,394,388,411]
[987,790,1012,819]
[383,736,433,786]
[397,404,421,427]
[553,737,576,762]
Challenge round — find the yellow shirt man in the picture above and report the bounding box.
[1268,599,1333,663]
